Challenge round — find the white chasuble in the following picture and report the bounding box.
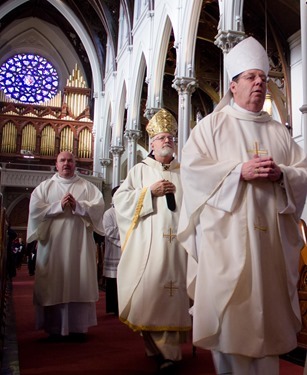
[27,174,105,306]
[114,157,191,332]
[178,105,307,357]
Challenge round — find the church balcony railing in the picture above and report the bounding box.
[0,163,104,191]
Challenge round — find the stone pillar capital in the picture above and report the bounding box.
[144,107,160,120]
[99,158,111,167]
[172,77,198,94]
[214,31,245,54]
[110,145,124,156]
[124,129,142,141]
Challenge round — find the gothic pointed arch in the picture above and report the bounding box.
[150,14,174,109]
[6,193,31,240]
[129,51,147,146]
[175,0,203,78]
[113,80,127,147]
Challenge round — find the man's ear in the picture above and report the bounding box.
[230,81,237,94]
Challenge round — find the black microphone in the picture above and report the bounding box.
[165,193,176,211]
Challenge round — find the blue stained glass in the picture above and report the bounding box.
[0,53,59,104]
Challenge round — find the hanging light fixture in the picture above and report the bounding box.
[263,93,272,115]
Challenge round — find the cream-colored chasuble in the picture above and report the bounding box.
[114,157,191,332]
[178,105,307,357]
[27,174,105,306]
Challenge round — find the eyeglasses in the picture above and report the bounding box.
[237,74,268,83]
[153,135,176,143]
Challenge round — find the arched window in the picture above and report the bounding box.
[118,4,129,51]
[0,53,58,104]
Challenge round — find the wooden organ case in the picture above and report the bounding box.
[0,65,94,170]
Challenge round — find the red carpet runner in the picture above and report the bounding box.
[11,266,303,374]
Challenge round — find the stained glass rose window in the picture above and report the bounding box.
[0,53,58,104]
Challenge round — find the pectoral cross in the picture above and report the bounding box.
[249,141,268,157]
[254,216,267,232]
[163,227,176,243]
[164,280,178,296]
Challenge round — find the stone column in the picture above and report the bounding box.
[99,158,111,184]
[172,77,197,161]
[110,146,124,187]
[124,129,142,170]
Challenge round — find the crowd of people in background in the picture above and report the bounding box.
[6,226,29,279]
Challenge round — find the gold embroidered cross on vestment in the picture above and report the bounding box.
[248,141,268,157]
[254,216,267,232]
[164,280,178,296]
[163,228,176,243]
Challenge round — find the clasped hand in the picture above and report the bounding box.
[61,193,76,211]
[151,179,176,197]
[241,155,282,182]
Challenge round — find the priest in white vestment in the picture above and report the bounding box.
[114,109,191,372]
[27,151,104,341]
[178,37,307,375]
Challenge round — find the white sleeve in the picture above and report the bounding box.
[207,164,243,212]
